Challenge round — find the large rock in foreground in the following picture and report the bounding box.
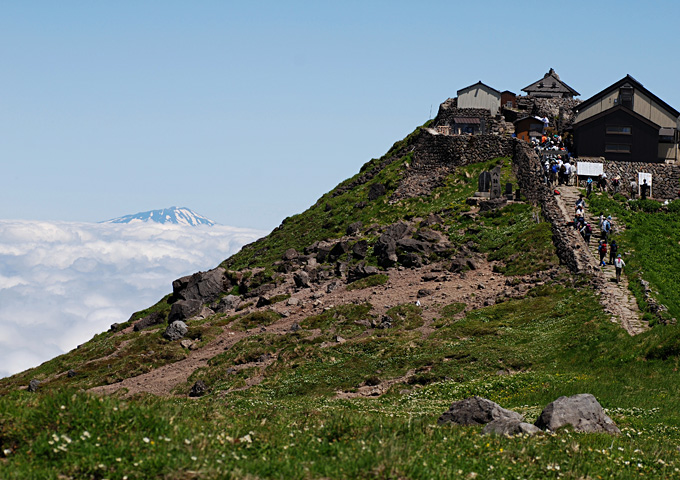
[482,419,540,436]
[437,396,523,426]
[534,393,620,434]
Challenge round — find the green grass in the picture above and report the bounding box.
[3,285,680,479]
[346,273,389,291]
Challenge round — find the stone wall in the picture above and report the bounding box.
[511,139,592,274]
[434,100,506,135]
[515,96,581,133]
[578,157,680,199]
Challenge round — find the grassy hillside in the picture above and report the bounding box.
[2,127,680,479]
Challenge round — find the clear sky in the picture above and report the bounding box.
[3,0,679,231]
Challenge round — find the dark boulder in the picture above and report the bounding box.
[164,321,189,341]
[189,380,208,398]
[347,264,380,283]
[67,369,77,378]
[293,271,311,288]
[256,296,271,308]
[417,288,433,298]
[133,311,166,332]
[396,238,431,254]
[534,394,620,434]
[172,267,230,304]
[368,183,386,200]
[346,221,363,236]
[168,299,202,322]
[399,252,423,268]
[27,379,40,392]
[352,240,369,259]
[384,222,410,240]
[437,396,523,426]
[328,241,350,262]
[374,235,397,267]
[415,228,443,243]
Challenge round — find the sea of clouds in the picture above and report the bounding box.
[0,220,265,379]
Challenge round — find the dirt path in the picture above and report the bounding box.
[556,184,647,335]
[90,255,555,397]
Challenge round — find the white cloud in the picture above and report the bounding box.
[0,220,265,379]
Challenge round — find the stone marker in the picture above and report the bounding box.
[490,166,502,199]
[478,171,491,192]
[505,182,513,195]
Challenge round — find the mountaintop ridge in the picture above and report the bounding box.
[2,96,680,478]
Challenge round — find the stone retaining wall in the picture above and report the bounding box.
[577,157,680,199]
[511,139,591,273]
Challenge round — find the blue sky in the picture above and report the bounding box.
[3,0,679,231]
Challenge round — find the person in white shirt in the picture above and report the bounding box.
[614,254,626,283]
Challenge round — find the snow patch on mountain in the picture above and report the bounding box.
[101,207,217,226]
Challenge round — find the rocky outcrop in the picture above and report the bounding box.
[133,311,166,332]
[169,267,232,322]
[437,396,523,426]
[534,393,620,434]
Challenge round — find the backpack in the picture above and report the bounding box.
[585,224,592,234]
[603,220,611,233]
[600,243,607,254]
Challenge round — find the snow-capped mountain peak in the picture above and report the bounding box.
[101,207,217,226]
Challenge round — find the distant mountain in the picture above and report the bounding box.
[101,207,216,226]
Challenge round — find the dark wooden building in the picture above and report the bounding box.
[501,90,516,109]
[522,68,580,99]
[572,75,680,163]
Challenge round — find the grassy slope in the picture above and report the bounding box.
[2,133,680,478]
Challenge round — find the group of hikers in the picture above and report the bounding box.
[573,194,626,283]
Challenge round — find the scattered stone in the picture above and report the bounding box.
[217,295,241,312]
[477,283,485,290]
[293,271,311,288]
[399,252,423,268]
[109,323,122,332]
[189,380,207,398]
[133,311,166,332]
[27,379,40,392]
[368,183,386,200]
[326,280,342,293]
[373,315,393,329]
[256,296,271,308]
[67,369,77,378]
[168,299,202,322]
[328,241,350,262]
[417,288,433,298]
[335,335,346,344]
[352,240,369,259]
[534,394,620,434]
[482,419,540,436]
[164,321,189,341]
[437,396,523,426]
[180,339,194,350]
[282,248,299,261]
[287,297,300,306]
[346,221,363,236]
[289,322,301,332]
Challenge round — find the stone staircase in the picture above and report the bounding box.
[555,184,648,335]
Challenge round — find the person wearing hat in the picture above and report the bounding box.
[609,240,618,265]
[614,254,626,283]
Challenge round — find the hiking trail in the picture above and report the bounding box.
[556,184,647,335]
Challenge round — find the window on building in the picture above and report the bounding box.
[606,125,632,135]
[605,144,631,153]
